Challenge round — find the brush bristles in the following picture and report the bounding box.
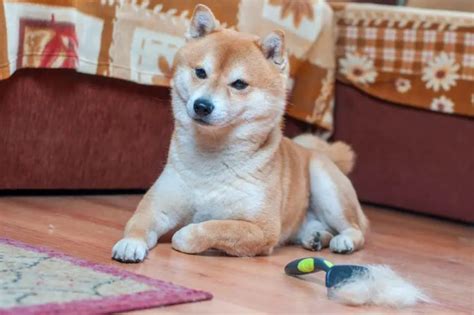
[328,265,430,308]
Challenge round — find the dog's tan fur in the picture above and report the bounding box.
[112,5,368,263]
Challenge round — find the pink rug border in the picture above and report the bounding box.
[0,237,212,315]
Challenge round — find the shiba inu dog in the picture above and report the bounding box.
[112,4,368,263]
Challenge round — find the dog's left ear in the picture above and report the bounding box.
[260,30,287,71]
[186,4,217,40]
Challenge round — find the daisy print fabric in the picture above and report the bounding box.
[421,52,460,92]
[0,0,472,129]
[334,3,474,117]
[339,53,377,85]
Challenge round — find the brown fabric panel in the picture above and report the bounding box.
[0,69,173,189]
[0,1,9,78]
[288,61,324,120]
[407,0,474,12]
[333,82,474,222]
[92,3,116,76]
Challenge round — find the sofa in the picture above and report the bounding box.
[0,1,472,222]
[1,69,472,222]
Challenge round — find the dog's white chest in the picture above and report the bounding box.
[191,179,264,223]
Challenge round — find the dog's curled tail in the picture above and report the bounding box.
[293,134,355,175]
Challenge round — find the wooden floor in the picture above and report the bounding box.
[0,195,472,314]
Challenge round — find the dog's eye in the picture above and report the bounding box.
[195,68,207,79]
[230,79,248,90]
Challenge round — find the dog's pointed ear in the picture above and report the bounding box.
[260,30,287,71]
[186,4,217,40]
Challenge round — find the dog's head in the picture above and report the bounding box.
[171,4,288,132]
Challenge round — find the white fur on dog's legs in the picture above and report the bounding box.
[112,166,191,263]
[309,157,368,254]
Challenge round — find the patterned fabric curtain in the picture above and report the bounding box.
[0,0,336,130]
[0,1,472,133]
[334,3,474,117]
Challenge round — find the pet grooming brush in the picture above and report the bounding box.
[284,257,430,308]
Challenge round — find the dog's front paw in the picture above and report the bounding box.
[112,238,148,263]
[329,234,354,254]
[172,224,208,254]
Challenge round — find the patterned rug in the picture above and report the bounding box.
[0,237,212,314]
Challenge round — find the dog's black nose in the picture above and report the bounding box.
[193,98,214,117]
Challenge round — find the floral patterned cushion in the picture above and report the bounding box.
[334,3,474,117]
[0,1,472,133]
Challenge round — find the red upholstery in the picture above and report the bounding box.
[0,69,471,222]
[333,83,473,222]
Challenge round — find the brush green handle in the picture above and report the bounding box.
[284,257,334,275]
[285,257,370,288]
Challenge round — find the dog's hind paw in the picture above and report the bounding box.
[329,235,354,254]
[301,230,333,252]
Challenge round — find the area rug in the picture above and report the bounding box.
[0,237,212,314]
